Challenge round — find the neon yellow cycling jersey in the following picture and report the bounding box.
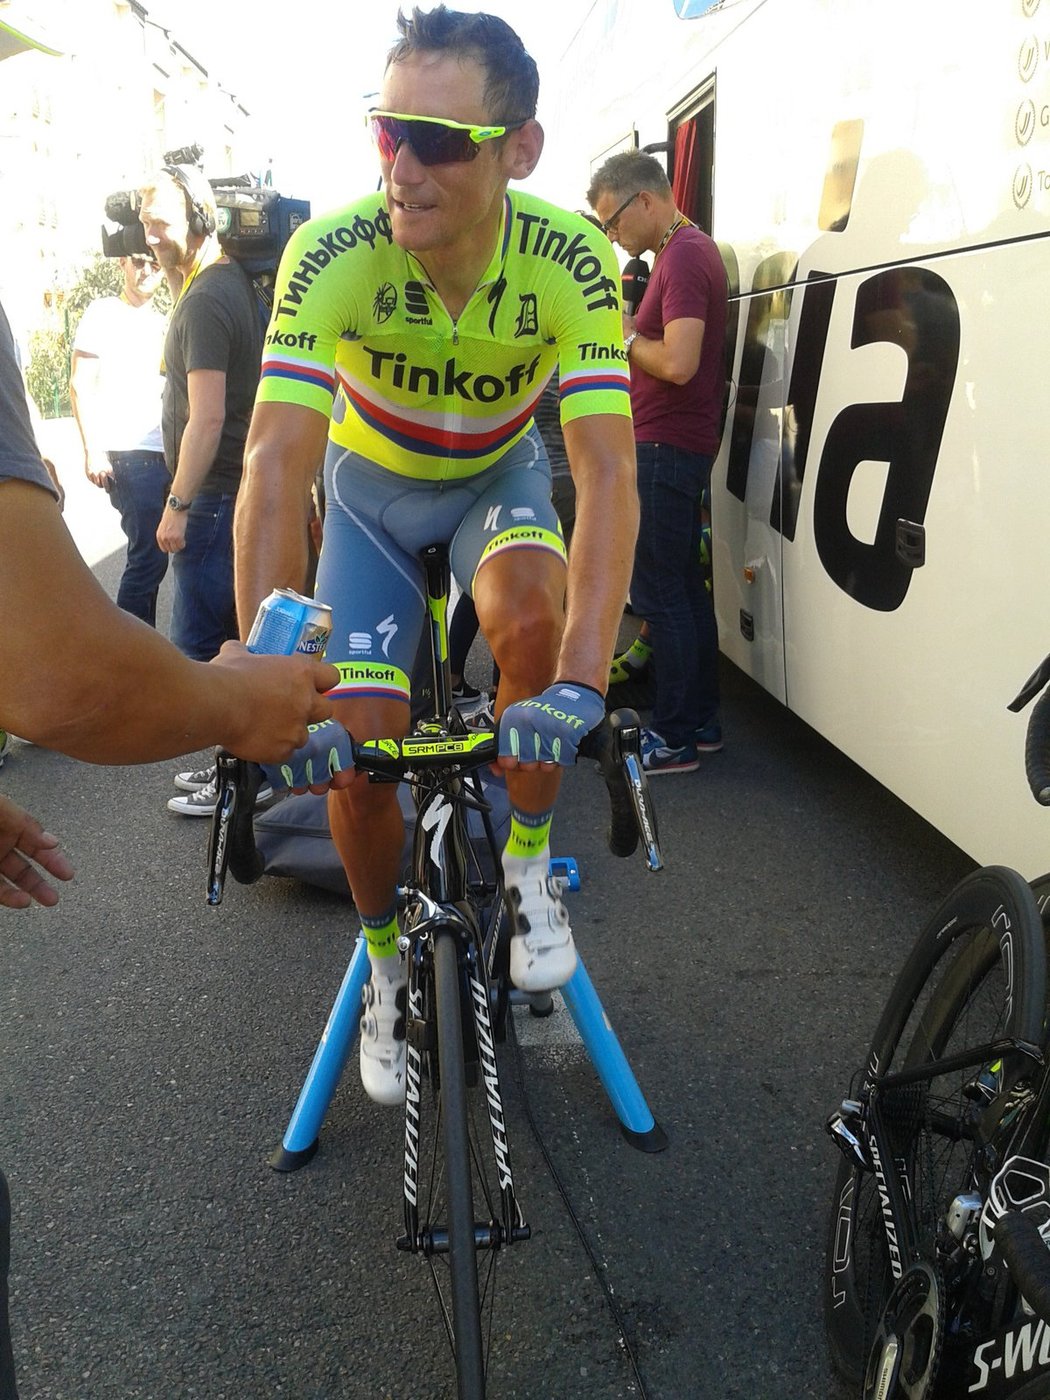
[257,190,631,480]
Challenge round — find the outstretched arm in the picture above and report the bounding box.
[0,479,338,765]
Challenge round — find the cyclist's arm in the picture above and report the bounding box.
[557,412,639,693]
[0,478,338,764]
[234,399,330,635]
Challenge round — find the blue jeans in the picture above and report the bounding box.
[104,451,170,627]
[170,491,238,662]
[631,442,719,749]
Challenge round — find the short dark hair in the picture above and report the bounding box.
[387,6,539,124]
[587,151,671,208]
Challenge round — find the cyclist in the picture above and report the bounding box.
[234,6,638,1105]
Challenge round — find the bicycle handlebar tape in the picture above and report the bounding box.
[994,1211,1050,1326]
[206,749,264,905]
[1025,688,1050,805]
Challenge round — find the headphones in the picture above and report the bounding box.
[163,164,216,238]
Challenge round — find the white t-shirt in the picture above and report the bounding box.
[73,296,166,453]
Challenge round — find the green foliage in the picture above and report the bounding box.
[25,327,73,419]
[25,253,171,419]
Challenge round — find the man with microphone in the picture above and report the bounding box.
[589,151,728,774]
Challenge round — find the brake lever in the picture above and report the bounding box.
[579,709,664,872]
[608,709,664,872]
[1008,651,1050,712]
[206,749,264,906]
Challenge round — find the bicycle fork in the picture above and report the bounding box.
[398,901,530,1256]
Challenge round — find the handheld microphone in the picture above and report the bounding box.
[621,257,650,316]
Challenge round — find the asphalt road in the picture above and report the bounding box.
[0,540,977,1400]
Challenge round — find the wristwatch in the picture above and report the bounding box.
[624,331,638,356]
[167,493,191,511]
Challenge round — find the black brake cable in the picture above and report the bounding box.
[507,1011,651,1400]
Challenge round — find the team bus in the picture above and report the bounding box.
[539,0,1050,876]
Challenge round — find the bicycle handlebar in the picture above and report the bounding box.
[1008,652,1050,806]
[206,707,663,906]
[994,1211,1050,1327]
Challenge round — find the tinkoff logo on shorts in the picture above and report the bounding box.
[333,660,409,696]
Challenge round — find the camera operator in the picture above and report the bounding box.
[69,252,170,626]
[137,167,264,815]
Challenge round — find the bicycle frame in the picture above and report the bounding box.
[395,545,530,1258]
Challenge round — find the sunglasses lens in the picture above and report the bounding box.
[370,115,477,166]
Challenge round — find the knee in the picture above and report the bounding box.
[483,592,562,676]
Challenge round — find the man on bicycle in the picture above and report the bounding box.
[234,5,638,1105]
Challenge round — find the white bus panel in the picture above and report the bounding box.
[549,0,1050,874]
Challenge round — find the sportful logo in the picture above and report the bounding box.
[347,631,371,652]
[404,280,430,320]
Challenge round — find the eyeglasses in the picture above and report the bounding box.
[599,191,640,235]
[367,109,525,167]
[129,256,158,270]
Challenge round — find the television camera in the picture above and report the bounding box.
[101,145,310,319]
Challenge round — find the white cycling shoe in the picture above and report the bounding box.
[360,963,408,1106]
[504,861,578,993]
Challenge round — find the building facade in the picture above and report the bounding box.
[0,0,261,349]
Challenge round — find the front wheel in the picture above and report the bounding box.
[824,867,1046,1386]
[434,927,485,1399]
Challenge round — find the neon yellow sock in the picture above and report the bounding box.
[359,906,400,961]
[504,807,553,860]
[610,635,653,684]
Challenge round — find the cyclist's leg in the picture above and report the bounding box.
[316,452,429,1104]
[451,434,575,991]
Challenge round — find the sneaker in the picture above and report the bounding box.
[173,763,216,792]
[506,870,577,992]
[165,776,274,816]
[640,727,700,775]
[452,677,482,703]
[360,967,407,1105]
[0,730,9,768]
[695,720,724,753]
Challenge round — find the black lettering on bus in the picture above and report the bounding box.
[781,273,836,542]
[724,252,797,510]
[812,266,960,611]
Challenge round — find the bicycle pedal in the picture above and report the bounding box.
[407,1017,436,1052]
[548,856,580,891]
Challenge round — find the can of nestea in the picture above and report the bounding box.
[246,589,333,657]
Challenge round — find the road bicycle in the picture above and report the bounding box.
[206,543,666,1399]
[824,652,1050,1399]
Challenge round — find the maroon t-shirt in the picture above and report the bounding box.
[630,224,728,455]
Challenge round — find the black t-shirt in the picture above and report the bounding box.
[0,299,59,497]
[162,259,262,495]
